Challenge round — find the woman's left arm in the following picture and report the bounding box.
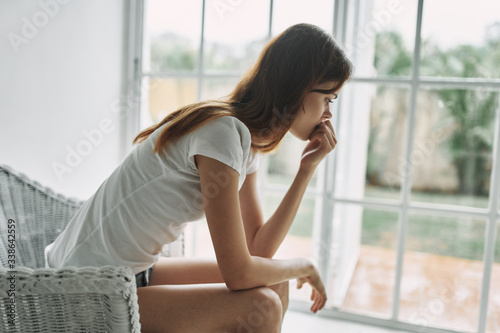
[240,120,337,258]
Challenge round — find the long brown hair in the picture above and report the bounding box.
[134,23,354,154]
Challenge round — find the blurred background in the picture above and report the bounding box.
[1,1,500,332]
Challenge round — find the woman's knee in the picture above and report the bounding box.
[275,281,289,303]
[238,287,283,332]
[269,280,289,313]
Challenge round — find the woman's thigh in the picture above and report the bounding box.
[137,283,283,333]
[147,257,290,318]
[148,257,223,285]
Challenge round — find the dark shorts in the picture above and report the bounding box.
[135,267,153,288]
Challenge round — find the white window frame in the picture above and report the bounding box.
[125,1,500,332]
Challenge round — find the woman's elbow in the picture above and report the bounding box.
[225,279,247,291]
[221,262,256,291]
[225,278,265,291]
[248,245,274,259]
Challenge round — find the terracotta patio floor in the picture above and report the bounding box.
[285,242,500,332]
[187,225,500,332]
[343,245,500,332]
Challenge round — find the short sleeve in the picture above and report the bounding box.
[246,150,260,174]
[187,117,252,175]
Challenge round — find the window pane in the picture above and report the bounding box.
[145,0,202,73]
[143,77,198,128]
[204,0,269,73]
[399,213,486,331]
[272,0,334,36]
[183,218,216,259]
[487,221,500,333]
[410,88,497,208]
[264,133,318,190]
[201,77,239,100]
[336,206,399,318]
[263,192,317,302]
[335,83,409,201]
[420,0,500,79]
[345,0,417,77]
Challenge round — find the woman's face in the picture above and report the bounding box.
[289,81,341,141]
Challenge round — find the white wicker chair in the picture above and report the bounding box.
[0,165,85,269]
[0,164,183,332]
[0,266,140,332]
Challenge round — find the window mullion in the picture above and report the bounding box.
[314,0,349,303]
[189,0,207,257]
[196,0,206,102]
[351,76,500,89]
[477,95,500,333]
[268,0,274,39]
[332,0,347,44]
[392,0,425,321]
[123,0,145,158]
[328,196,491,219]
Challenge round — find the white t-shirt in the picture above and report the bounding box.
[45,116,259,274]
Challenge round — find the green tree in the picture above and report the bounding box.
[420,27,499,196]
[150,32,197,72]
[372,27,500,196]
[367,31,411,187]
[373,30,412,76]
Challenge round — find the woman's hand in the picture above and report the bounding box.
[300,120,337,172]
[296,263,328,313]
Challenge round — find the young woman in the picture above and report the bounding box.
[45,23,353,332]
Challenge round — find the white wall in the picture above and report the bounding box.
[0,0,129,200]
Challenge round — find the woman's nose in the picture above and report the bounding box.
[323,109,332,120]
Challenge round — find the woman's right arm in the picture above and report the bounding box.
[195,154,327,312]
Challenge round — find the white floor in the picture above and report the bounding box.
[282,310,410,333]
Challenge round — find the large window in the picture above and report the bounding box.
[135,1,500,332]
